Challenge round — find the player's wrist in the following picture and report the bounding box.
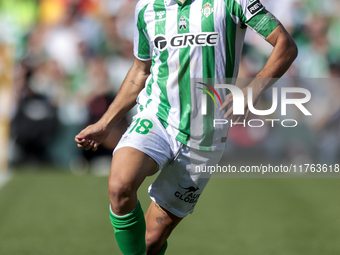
[97,116,115,131]
[247,80,266,97]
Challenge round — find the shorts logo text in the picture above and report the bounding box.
[174,183,200,204]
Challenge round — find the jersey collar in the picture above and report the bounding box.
[165,0,194,6]
[165,0,177,6]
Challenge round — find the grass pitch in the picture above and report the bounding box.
[0,170,340,255]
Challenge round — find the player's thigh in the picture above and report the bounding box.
[109,146,158,193]
[145,201,182,248]
[109,109,173,191]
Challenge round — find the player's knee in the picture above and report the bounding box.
[145,230,165,255]
[108,179,134,211]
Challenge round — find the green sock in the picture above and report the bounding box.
[110,201,146,255]
[157,241,168,255]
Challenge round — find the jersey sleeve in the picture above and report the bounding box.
[134,2,153,61]
[227,0,280,39]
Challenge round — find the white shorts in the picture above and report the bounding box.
[114,108,224,218]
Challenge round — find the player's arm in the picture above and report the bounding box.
[75,58,151,151]
[221,23,298,120]
[253,24,298,84]
[93,58,151,129]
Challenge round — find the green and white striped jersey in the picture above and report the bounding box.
[134,0,279,151]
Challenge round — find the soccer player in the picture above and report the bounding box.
[75,0,298,254]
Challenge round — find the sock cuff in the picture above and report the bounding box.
[110,203,137,218]
[110,201,144,229]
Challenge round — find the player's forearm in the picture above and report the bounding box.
[248,25,298,93]
[98,59,151,129]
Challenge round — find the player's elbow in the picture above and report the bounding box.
[282,35,298,62]
[288,39,298,62]
[132,57,152,76]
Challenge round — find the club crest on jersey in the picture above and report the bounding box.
[201,3,214,18]
[179,16,187,30]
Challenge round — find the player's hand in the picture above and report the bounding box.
[75,123,111,151]
[219,85,262,122]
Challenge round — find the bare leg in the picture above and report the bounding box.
[108,146,157,215]
[108,147,158,255]
[145,201,183,255]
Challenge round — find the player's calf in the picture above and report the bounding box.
[145,228,165,254]
[145,201,183,255]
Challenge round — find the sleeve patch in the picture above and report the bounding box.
[247,0,263,15]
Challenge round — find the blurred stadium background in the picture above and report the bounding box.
[0,0,339,254]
